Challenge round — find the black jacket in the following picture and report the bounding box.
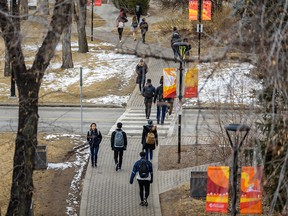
[136,63,148,84]
[141,124,158,150]
[111,128,128,151]
[87,129,102,147]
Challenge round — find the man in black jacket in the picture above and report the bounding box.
[142,79,156,119]
[135,59,148,93]
[111,122,128,171]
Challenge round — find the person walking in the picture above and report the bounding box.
[111,122,127,171]
[142,79,155,119]
[87,123,103,167]
[135,3,142,23]
[141,119,158,161]
[131,15,138,41]
[139,18,148,44]
[135,59,148,93]
[115,15,125,43]
[171,27,181,60]
[154,76,167,125]
[129,151,153,206]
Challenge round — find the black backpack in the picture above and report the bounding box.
[144,85,154,98]
[139,159,149,178]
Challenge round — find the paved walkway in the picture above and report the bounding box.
[80,2,215,216]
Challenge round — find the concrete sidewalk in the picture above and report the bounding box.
[79,2,215,216]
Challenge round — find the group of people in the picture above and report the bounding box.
[86,118,158,207]
[135,58,174,125]
[115,5,149,43]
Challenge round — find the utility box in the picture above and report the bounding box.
[190,171,207,198]
[34,145,48,170]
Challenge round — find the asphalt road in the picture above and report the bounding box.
[0,106,125,135]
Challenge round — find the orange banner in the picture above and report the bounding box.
[163,68,177,98]
[87,0,102,6]
[240,166,263,214]
[184,68,198,98]
[189,0,198,21]
[202,0,212,20]
[206,166,229,213]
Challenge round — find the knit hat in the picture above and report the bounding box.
[147,119,153,125]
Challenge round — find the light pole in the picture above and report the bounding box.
[91,0,94,41]
[224,124,250,216]
[172,42,191,163]
[197,0,202,60]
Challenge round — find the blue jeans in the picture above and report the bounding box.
[145,148,153,160]
[90,145,99,165]
[157,105,167,124]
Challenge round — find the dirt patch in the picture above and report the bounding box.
[0,133,84,215]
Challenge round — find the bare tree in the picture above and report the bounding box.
[62,2,74,68]
[74,0,88,53]
[0,0,72,214]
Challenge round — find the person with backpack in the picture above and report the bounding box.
[142,79,155,119]
[111,122,127,171]
[135,59,148,93]
[129,151,153,206]
[135,3,142,23]
[141,119,158,161]
[131,15,138,41]
[154,76,168,125]
[87,123,103,168]
[171,27,181,60]
[139,18,148,44]
[116,9,127,43]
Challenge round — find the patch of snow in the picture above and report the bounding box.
[84,95,130,105]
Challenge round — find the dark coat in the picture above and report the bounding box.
[141,124,158,150]
[87,129,102,147]
[129,156,153,184]
[142,83,156,102]
[136,63,148,84]
[111,128,128,151]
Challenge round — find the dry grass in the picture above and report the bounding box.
[0,132,77,215]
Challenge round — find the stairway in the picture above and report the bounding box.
[108,107,175,137]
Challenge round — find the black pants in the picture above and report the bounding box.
[144,100,152,119]
[114,150,123,168]
[136,13,141,23]
[137,180,150,201]
[141,29,147,43]
[118,28,124,40]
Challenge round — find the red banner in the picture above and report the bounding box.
[202,0,212,20]
[206,166,229,213]
[189,0,198,21]
[87,0,102,6]
[184,68,198,98]
[240,166,263,214]
[163,68,177,99]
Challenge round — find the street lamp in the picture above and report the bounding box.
[224,124,250,216]
[172,41,191,163]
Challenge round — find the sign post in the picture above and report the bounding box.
[80,67,83,135]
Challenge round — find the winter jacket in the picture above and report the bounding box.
[136,63,148,84]
[129,156,153,184]
[139,21,149,33]
[111,128,128,151]
[171,31,181,46]
[141,124,158,150]
[87,129,102,147]
[142,83,156,102]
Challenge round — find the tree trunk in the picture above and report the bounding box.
[62,21,74,68]
[74,0,88,53]
[0,0,72,214]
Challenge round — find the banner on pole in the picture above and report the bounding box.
[87,0,102,6]
[240,166,263,214]
[184,68,198,98]
[163,68,177,98]
[206,166,229,213]
[202,0,212,20]
[189,0,198,21]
